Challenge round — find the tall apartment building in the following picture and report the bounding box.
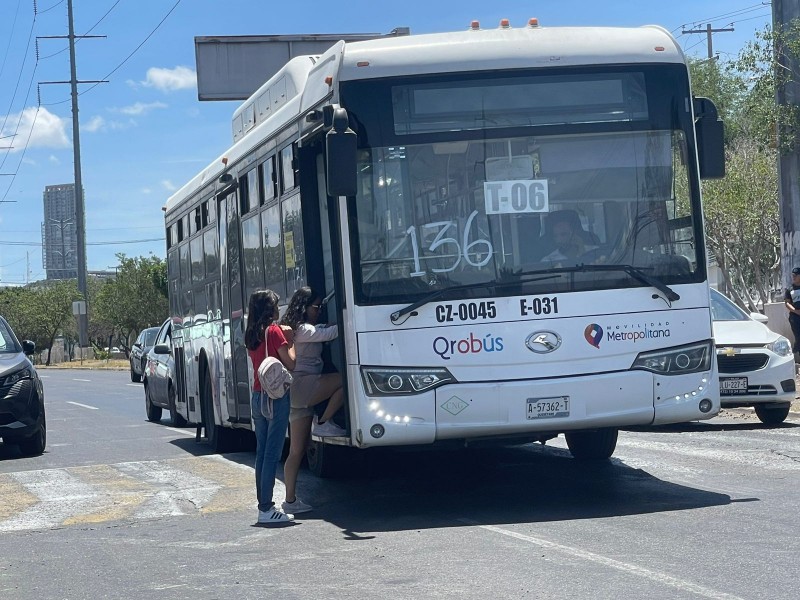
[41,184,80,280]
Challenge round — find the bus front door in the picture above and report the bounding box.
[218,191,252,425]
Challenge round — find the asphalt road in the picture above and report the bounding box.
[1,369,800,599]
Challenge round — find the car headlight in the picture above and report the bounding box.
[766,336,792,357]
[631,340,712,375]
[3,367,33,387]
[361,367,456,396]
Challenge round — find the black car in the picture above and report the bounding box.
[0,316,46,456]
[130,326,160,383]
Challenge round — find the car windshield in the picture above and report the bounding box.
[710,289,749,322]
[0,318,21,353]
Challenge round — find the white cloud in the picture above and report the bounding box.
[22,157,37,166]
[141,66,196,92]
[141,188,152,195]
[84,116,106,133]
[48,155,60,165]
[161,180,177,192]
[114,101,167,116]
[0,107,69,152]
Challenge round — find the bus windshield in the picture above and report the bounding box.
[351,129,700,304]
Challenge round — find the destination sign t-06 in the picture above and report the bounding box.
[484,179,549,215]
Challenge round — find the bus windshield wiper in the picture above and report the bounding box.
[569,263,680,302]
[390,273,559,324]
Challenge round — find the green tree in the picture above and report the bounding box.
[91,254,169,353]
[0,281,80,365]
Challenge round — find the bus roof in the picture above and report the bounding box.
[338,25,685,81]
[164,24,684,216]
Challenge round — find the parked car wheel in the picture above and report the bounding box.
[17,415,46,456]
[754,403,790,425]
[129,360,141,383]
[145,383,162,423]
[168,383,188,427]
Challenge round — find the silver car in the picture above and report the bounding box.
[130,326,160,383]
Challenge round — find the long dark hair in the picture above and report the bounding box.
[244,289,280,351]
[280,286,317,330]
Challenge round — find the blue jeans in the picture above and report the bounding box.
[251,389,290,512]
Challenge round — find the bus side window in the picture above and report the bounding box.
[281,194,305,294]
[262,204,285,300]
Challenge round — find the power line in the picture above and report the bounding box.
[0,7,37,169]
[0,0,23,84]
[0,237,164,246]
[79,0,181,98]
[39,0,123,61]
[37,0,65,15]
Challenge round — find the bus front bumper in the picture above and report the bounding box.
[352,367,719,447]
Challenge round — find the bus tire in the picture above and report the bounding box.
[168,383,189,427]
[200,366,232,453]
[307,441,342,478]
[754,403,790,425]
[565,427,618,460]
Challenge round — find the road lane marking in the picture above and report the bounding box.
[126,383,140,387]
[163,426,196,437]
[462,520,744,600]
[72,378,91,382]
[66,401,99,410]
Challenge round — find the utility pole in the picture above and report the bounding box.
[774,0,800,287]
[681,23,735,59]
[38,0,107,351]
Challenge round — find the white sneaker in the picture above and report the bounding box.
[312,419,347,437]
[258,506,293,525]
[282,497,313,514]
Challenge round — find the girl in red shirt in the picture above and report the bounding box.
[244,289,295,525]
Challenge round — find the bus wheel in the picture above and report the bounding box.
[200,368,232,453]
[754,403,790,425]
[168,383,188,427]
[565,428,618,460]
[307,441,343,478]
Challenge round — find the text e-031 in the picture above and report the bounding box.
[435,301,497,323]
[519,296,559,317]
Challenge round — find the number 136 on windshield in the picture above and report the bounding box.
[484,180,549,215]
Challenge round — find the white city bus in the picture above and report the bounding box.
[163,20,725,474]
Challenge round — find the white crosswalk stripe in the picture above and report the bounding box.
[1,469,116,532]
[113,461,221,518]
[0,455,258,532]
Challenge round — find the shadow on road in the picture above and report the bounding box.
[269,443,734,537]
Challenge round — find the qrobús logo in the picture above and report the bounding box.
[433,332,504,360]
[585,322,671,348]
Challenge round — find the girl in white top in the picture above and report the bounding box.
[279,287,345,514]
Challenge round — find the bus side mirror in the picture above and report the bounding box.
[326,107,358,197]
[693,97,725,179]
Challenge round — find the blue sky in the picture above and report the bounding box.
[0,0,772,285]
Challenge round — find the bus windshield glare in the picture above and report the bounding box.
[352,129,699,304]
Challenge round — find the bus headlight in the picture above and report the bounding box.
[361,367,456,396]
[631,340,712,375]
[766,336,792,357]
